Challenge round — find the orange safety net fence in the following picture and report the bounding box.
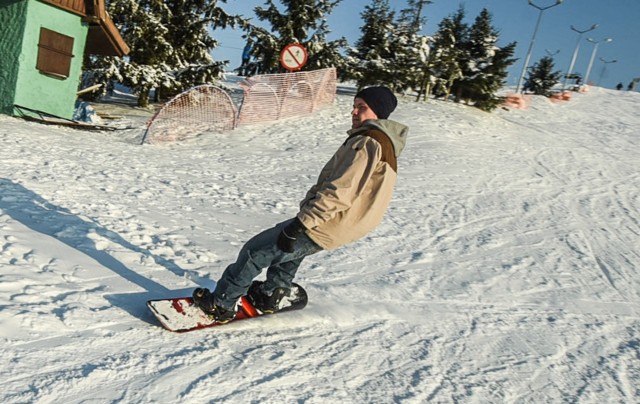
[142,68,336,144]
[142,85,237,144]
[502,93,531,109]
[237,68,336,125]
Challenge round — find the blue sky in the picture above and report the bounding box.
[212,0,639,90]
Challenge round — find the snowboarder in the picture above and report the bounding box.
[239,40,252,76]
[193,86,409,323]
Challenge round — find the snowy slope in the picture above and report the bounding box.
[1,87,639,403]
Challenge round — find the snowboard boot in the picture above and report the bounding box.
[192,288,236,323]
[246,281,291,314]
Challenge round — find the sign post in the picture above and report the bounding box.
[280,44,308,72]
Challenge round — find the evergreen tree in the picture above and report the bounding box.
[481,40,517,108]
[456,8,517,111]
[85,0,246,107]
[428,7,467,100]
[427,7,516,111]
[304,17,348,71]
[398,0,431,33]
[523,56,562,96]
[247,0,346,74]
[390,0,432,95]
[347,0,396,89]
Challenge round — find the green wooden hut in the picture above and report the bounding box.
[0,0,129,119]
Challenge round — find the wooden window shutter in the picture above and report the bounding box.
[36,27,75,79]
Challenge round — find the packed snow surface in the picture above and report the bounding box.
[1,86,639,403]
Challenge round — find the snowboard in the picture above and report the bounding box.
[147,283,308,332]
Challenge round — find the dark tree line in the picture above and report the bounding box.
[85,0,519,112]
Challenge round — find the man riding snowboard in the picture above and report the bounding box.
[193,86,409,322]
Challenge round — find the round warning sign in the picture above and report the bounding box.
[280,44,308,71]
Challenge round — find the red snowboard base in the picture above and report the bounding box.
[147,283,307,332]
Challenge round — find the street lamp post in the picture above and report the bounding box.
[515,0,564,93]
[563,24,598,89]
[597,57,617,86]
[584,37,613,85]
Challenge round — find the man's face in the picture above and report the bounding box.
[351,98,378,129]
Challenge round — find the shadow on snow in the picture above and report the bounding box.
[0,178,204,326]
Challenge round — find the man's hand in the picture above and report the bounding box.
[277,218,305,253]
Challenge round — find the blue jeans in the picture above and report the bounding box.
[212,219,323,310]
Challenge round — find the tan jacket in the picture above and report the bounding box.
[297,119,409,250]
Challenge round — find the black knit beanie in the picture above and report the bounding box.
[354,86,398,119]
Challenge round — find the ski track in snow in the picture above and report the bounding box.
[0,87,639,402]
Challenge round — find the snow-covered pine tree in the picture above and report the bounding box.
[347,0,396,89]
[455,8,517,111]
[305,17,348,71]
[523,56,562,96]
[83,0,171,106]
[162,0,245,97]
[481,40,516,109]
[428,7,467,100]
[247,0,346,74]
[390,0,432,97]
[399,0,431,33]
[84,0,246,107]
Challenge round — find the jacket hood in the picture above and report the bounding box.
[348,119,409,157]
